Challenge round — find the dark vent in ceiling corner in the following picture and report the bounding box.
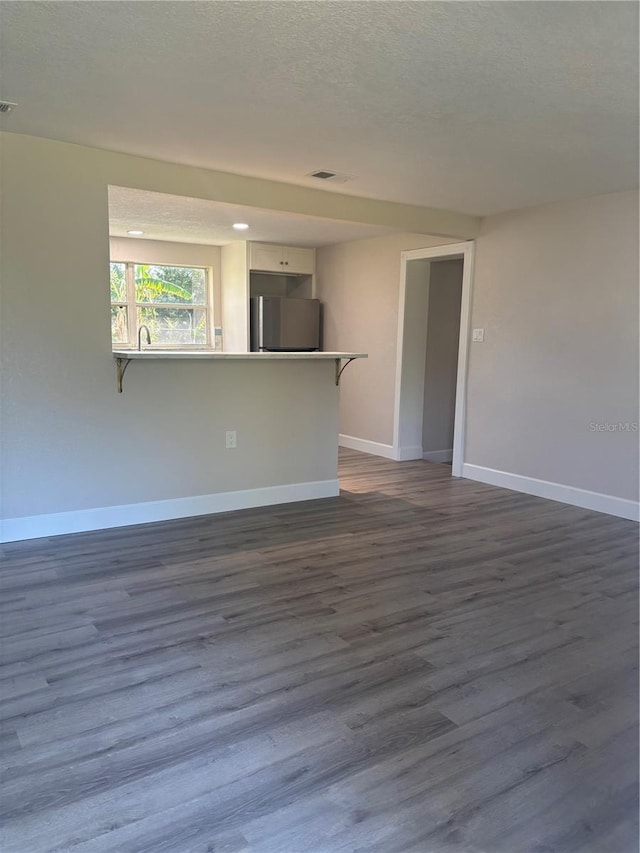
[311,170,336,180]
[0,101,17,113]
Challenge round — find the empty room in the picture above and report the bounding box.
[0,2,638,852]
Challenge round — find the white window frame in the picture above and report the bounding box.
[110,261,214,350]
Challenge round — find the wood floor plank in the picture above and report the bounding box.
[0,448,637,852]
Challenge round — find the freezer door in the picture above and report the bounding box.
[252,297,320,351]
[281,298,320,350]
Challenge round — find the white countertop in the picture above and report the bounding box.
[113,350,367,360]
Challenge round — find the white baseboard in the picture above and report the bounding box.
[339,435,426,463]
[462,464,639,522]
[339,434,396,459]
[339,434,440,464]
[0,479,340,543]
[423,449,453,463]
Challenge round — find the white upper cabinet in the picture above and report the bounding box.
[249,243,315,275]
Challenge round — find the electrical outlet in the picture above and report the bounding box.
[472,328,485,343]
[225,430,237,449]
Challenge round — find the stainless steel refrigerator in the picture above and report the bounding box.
[250,296,321,352]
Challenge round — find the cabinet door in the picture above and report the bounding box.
[249,244,284,273]
[282,247,315,275]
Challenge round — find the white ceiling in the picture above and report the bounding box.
[1,2,637,216]
[108,186,394,247]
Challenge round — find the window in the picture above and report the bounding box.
[110,262,212,349]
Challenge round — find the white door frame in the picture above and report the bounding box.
[392,241,475,477]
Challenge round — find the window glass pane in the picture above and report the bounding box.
[134,264,206,305]
[138,307,207,346]
[111,305,128,344]
[110,263,127,302]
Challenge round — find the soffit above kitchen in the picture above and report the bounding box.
[1,1,637,216]
[108,187,396,248]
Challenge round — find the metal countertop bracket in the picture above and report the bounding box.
[116,357,132,393]
[335,357,356,386]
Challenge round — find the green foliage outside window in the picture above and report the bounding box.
[110,262,209,347]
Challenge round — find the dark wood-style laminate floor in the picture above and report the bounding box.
[1,449,638,853]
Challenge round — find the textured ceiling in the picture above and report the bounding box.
[1,1,638,215]
[108,187,394,247]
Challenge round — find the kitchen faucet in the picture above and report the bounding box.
[138,324,151,350]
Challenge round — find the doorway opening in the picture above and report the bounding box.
[392,241,474,476]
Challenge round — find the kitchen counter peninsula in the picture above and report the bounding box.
[112,350,367,392]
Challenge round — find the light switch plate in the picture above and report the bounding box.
[472,328,485,343]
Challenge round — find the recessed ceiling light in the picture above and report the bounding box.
[127,230,144,236]
[232,223,249,230]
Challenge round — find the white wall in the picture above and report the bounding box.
[220,241,249,351]
[3,134,418,538]
[466,190,639,506]
[316,233,457,447]
[423,259,463,455]
[317,189,638,517]
[3,132,635,532]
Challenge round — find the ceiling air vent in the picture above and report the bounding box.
[0,101,17,113]
[308,169,351,184]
